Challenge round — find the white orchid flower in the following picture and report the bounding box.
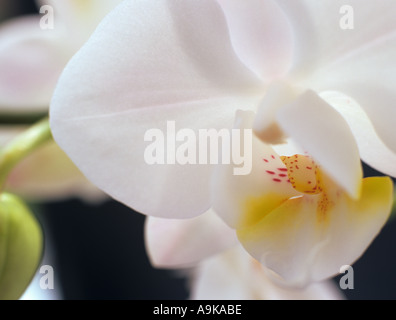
[146,213,343,300]
[0,0,122,200]
[191,247,344,300]
[213,110,392,286]
[145,210,238,268]
[50,0,395,285]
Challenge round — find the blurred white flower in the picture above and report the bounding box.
[146,213,343,300]
[0,0,123,200]
[0,127,105,201]
[0,0,123,111]
[50,1,395,284]
[145,210,238,268]
[191,247,343,300]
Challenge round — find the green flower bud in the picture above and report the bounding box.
[0,193,43,300]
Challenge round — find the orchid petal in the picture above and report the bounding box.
[216,0,293,80]
[50,0,263,218]
[271,138,305,158]
[320,91,396,178]
[277,0,396,79]
[145,210,237,268]
[308,33,396,157]
[0,16,68,111]
[277,0,396,156]
[238,176,393,286]
[276,90,362,199]
[191,246,344,300]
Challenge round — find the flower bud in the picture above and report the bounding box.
[0,193,43,300]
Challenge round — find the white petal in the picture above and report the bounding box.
[190,246,344,300]
[216,0,293,80]
[277,0,396,79]
[308,32,396,156]
[50,0,263,218]
[0,16,68,111]
[277,90,362,199]
[145,210,237,268]
[277,0,396,155]
[320,91,396,178]
[212,110,299,229]
[271,138,305,158]
[238,176,393,286]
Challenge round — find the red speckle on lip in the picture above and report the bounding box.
[306,166,312,170]
[277,168,288,172]
[271,155,275,159]
[266,170,275,175]
[279,174,287,177]
[263,158,269,162]
[273,178,281,182]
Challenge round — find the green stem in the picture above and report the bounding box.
[0,118,52,190]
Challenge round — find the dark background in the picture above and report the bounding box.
[3,0,396,300]
[41,200,189,300]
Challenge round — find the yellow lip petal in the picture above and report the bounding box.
[237,176,393,287]
[241,192,291,229]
